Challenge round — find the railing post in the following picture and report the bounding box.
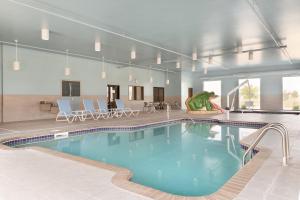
[242,124,289,167]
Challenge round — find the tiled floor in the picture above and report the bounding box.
[0,111,299,200]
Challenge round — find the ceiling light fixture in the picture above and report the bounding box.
[192,63,196,72]
[176,60,181,69]
[13,40,20,71]
[95,39,101,52]
[149,66,153,84]
[248,51,254,60]
[192,49,197,61]
[157,53,161,65]
[41,28,49,41]
[131,49,136,60]
[64,49,71,76]
[166,69,170,85]
[129,74,133,82]
[101,56,106,79]
[128,62,133,81]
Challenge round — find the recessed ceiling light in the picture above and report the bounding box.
[41,28,49,41]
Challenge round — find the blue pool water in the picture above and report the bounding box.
[22,122,255,196]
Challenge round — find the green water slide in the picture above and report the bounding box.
[187,91,215,111]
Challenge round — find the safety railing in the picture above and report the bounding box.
[242,123,290,166]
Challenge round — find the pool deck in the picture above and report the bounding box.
[0,111,299,200]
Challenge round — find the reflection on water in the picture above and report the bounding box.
[29,123,257,196]
[107,133,120,146]
[129,131,144,142]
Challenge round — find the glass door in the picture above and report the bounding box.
[107,84,120,109]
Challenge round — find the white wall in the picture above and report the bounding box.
[0,45,181,122]
[181,71,193,109]
[3,45,180,97]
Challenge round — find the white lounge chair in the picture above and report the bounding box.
[115,99,140,117]
[97,99,114,118]
[56,99,77,123]
[83,99,103,120]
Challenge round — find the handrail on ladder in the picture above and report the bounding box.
[242,123,290,167]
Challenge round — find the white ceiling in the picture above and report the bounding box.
[0,0,300,74]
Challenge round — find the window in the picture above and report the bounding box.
[203,80,221,105]
[129,86,144,101]
[282,77,300,110]
[62,81,80,96]
[238,78,260,109]
[153,87,164,102]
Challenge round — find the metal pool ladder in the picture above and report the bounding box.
[242,123,290,167]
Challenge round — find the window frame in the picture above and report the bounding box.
[61,80,81,97]
[153,87,164,102]
[238,78,261,109]
[282,76,300,110]
[128,85,144,101]
[202,80,222,106]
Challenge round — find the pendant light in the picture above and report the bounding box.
[95,39,101,52]
[128,62,133,81]
[131,49,136,60]
[192,63,196,72]
[149,66,153,84]
[176,60,181,69]
[64,49,71,76]
[13,40,20,71]
[166,69,170,85]
[101,56,106,79]
[41,28,49,41]
[156,53,161,65]
[192,48,197,61]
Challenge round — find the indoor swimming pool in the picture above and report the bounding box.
[17,122,257,196]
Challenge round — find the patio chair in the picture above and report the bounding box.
[83,99,102,120]
[97,99,114,118]
[56,99,77,123]
[115,99,140,117]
